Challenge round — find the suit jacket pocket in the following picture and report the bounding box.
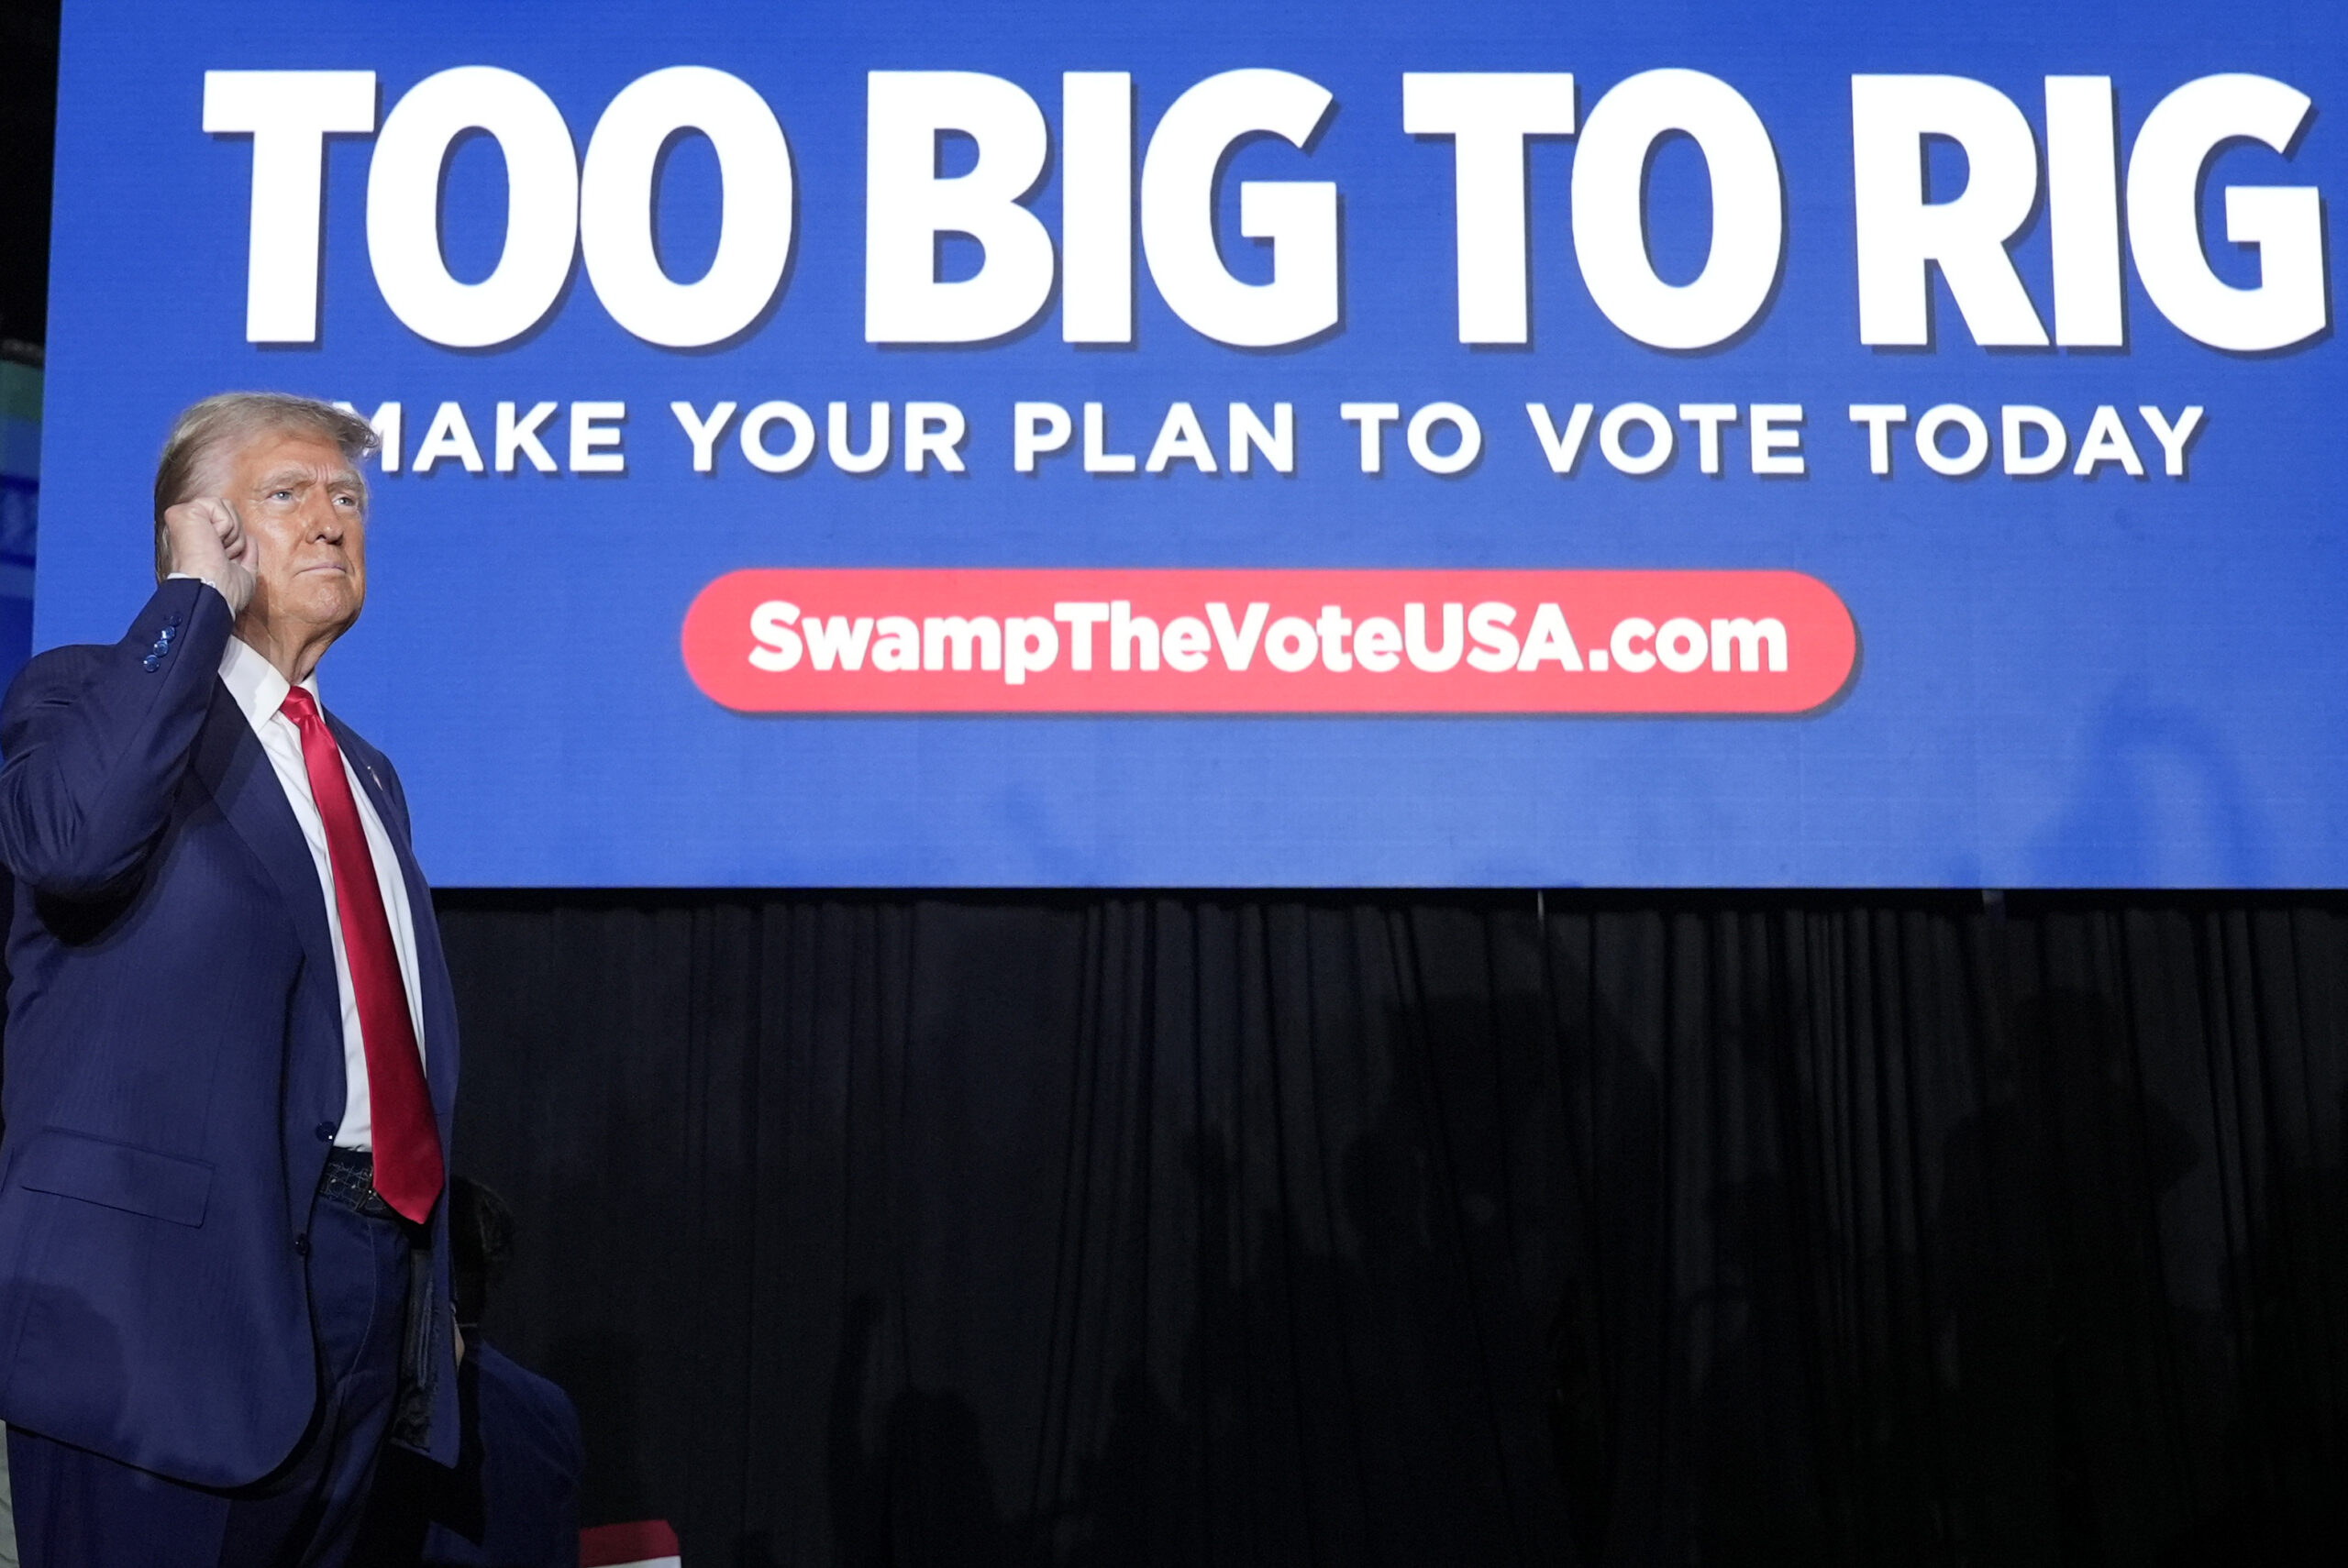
[15,1127,214,1227]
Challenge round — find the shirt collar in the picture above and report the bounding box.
[218,636,321,734]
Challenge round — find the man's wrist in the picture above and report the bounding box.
[165,570,235,612]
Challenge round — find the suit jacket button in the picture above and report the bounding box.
[294,1233,310,1256]
[316,1122,338,1142]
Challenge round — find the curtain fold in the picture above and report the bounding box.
[436,891,2347,1566]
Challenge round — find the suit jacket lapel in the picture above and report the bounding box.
[192,679,352,1156]
[194,679,341,1002]
[328,711,460,1132]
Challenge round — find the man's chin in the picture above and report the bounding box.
[244,591,363,641]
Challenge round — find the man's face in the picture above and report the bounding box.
[225,430,368,645]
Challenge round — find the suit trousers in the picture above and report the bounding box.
[6,1181,423,1568]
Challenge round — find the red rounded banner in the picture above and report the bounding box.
[681,569,1857,714]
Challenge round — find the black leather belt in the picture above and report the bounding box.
[318,1146,401,1220]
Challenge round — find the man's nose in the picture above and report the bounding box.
[307,497,345,541]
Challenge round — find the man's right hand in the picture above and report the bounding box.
[161,497,257,615]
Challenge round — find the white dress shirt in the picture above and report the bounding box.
[216,635,426,1151]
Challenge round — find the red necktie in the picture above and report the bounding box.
[280,686,443,1223]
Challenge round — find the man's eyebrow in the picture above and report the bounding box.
[252,465,363,491]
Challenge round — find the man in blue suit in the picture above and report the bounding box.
[0,393,460,1567]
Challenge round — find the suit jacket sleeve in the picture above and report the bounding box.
[0,579,235,899]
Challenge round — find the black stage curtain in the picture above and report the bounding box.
[429,891,2345,1566]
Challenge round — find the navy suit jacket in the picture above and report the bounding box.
[0,578,460,1486]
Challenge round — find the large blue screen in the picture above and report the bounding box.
[36,0,2346,886]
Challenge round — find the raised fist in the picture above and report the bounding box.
[161,497,257,616]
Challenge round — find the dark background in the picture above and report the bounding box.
[0,0,54,356]
[439,889,2346,1565]
[3,4,2344,1562]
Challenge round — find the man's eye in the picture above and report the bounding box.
[271,490,294,502]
